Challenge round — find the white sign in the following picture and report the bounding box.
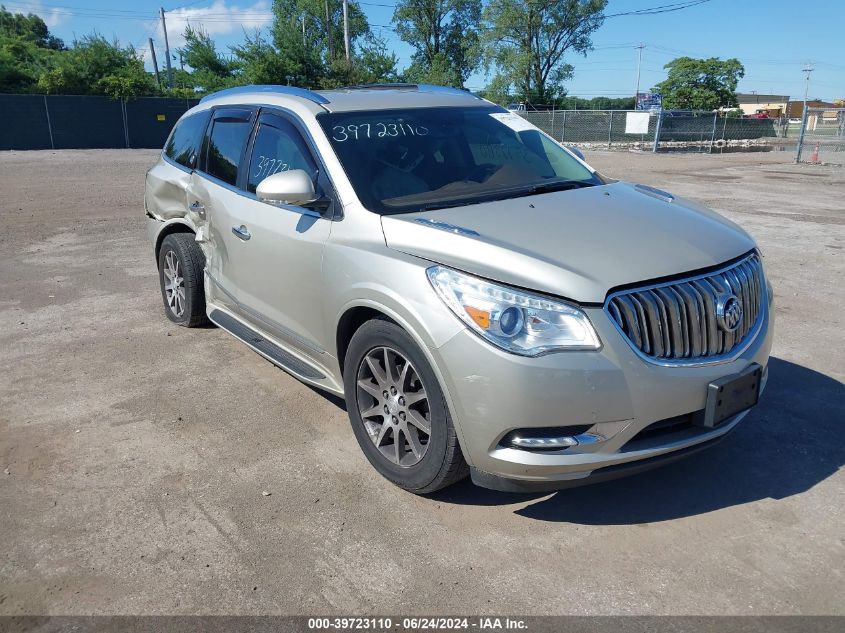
[625,111,650,134]
[490,112,539,133]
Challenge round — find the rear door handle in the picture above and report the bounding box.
[232,225,251,241]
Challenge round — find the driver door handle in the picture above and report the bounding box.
[232,225,251,241]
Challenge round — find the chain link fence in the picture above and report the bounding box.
[795,107,845,165]
[519,109,789,153]
[0,94,199,150]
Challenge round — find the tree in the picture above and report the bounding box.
[270,0,374,87]
[482,0,606,104]
[179,26,238,92]
[37,35,156,98]
[0,6,64,50]
[392,0,481,88]
[321,34,400,87]
[0,6,63,92]
[653,57,745,110]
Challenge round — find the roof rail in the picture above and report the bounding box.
[341,83,419,91]
[338,83,482,100]
[200,85,330,105]
[416,84,483,100]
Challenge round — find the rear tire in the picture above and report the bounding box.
[158,233,209,327]
[343,318,468,494]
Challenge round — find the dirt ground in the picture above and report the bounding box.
[0,148,843,615]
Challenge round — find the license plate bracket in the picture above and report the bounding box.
[701,364,762,428]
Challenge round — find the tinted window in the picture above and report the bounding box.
[164,111,209,169]
[317,107,600,215]
[205,113,253,186]
[247,116,319,193]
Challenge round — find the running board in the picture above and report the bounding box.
[209,309,325,380]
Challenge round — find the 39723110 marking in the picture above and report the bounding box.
[307,617,393,630]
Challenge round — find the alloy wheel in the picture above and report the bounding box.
[163,250,185,318]
[355,346,431,467]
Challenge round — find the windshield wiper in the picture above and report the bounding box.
[524,180,593,195]
[409,180,592,212]
[417,200,478,212]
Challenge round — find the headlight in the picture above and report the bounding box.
[426,266,601,356]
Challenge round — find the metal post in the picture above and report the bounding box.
[652,110,663,153]
[160,7,173,89]
[43,95,54,150]
[148,38,161,88]
[708,111,718,153]
[342,0,350,62]
[634,43,644,107]
[561,110,566,142]
[801,65,813,122]
[551,108,555,138]
[608,112,613,148]
[121,99,130,148]
[795,106,810,163]
[325,0,333,60]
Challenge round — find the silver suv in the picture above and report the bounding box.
[145,84,773,494]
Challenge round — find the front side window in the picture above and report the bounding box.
[247,116,319,193]
[204,110,254,186]
[164,111,210,169]
[317,106,600,215]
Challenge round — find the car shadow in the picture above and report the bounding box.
[429,357,845,524]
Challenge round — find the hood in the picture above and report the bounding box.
[380,181,755,304]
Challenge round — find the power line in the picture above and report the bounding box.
[605,0,713,18]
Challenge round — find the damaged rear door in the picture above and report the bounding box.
[145,109,212,229]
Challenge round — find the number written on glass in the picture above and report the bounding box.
[254,155,289,180]
[331,122,428,142]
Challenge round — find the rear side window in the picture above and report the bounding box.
[204,110,254,186]
[164,111,210,169]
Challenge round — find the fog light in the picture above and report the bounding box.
[502,425,599,452]
[511,435,578,449]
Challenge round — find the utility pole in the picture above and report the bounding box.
[802,64,814,113]
[160,7,173,89]
[325,0,333,60]
[342,0,350,63]
[634,43,645,109]
[148,38,161,88]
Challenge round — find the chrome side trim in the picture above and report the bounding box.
[634,183,675,203]
[208,308,326,382]
[205,271,326,355]
[414,218,480,236]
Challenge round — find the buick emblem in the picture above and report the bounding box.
[716,294,743,333]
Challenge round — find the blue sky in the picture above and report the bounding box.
[6,0,844,101]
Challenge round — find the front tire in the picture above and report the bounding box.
[343,318,468,494]
[158,233,208,327]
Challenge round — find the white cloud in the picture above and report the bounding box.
[147,0,273,58]
[11,0,71,28]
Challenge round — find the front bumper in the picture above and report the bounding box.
[432,301,773,491]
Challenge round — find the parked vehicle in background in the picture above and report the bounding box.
[145,84,773,493]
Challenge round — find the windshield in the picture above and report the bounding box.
[317,106,600,215]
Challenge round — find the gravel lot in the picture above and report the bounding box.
[0,148,843,616]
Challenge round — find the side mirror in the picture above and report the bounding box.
[566,145,585,161]
[256,169,316,207]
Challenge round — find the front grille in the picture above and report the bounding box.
[606,253,765,364]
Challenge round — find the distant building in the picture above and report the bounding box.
[736,93,790,117]
[786,99,838,119]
